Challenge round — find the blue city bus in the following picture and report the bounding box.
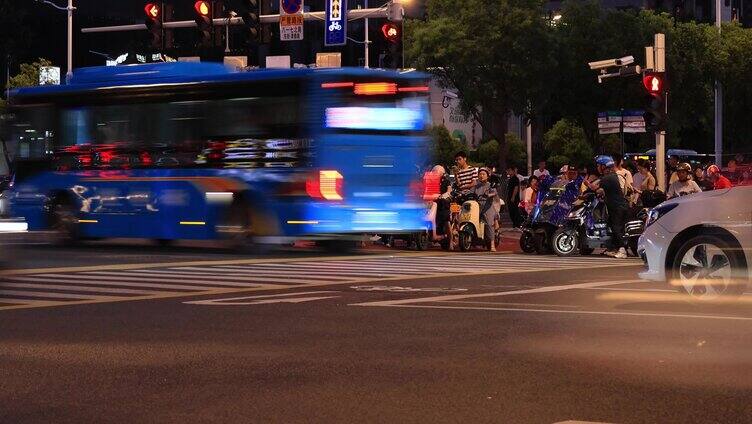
[2,62,430,249]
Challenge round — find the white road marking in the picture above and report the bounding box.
[353,280,645,307]
[185,291,340,305]
[370,304,752,321]
[8,276,254,291]
[0,283,159,296]
[29,273,282,288]
[0,290,115,300]
[84,270,343,283]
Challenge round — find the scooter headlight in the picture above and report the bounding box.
[568,208,584,219]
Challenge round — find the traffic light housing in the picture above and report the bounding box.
[379,23,401,68]
[228,0,262,44]
[194,1,213,48]
[403,0,428,20]
[381,23,400,43]
[144,2,163,50]
[642,72,667,132]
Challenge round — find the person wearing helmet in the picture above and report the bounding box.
[706,164,733,190]
[593,155,630,259]
[667,163,702,199]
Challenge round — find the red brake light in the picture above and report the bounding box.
[306,170,344,201]
[398,86,430,93]
[354,82,398,96]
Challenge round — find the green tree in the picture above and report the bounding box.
[406,0,555,169]
[506,133,528,170]
[476,139,499,167]
[543,119,594,169]
[7,58,52,89]
[427,125,464,169]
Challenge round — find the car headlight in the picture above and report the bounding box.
[646,203,678,227]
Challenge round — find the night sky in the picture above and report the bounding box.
[2,0,389,88]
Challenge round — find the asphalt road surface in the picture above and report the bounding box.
[2,241,752,423]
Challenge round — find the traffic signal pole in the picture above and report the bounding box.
[654,33,666,193]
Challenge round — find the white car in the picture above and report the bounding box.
[638,185,752,299]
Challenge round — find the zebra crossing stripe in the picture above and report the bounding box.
[8,275,224,291]
[159,268,362,281]
[0,290,115,300]
[81,270,329,285]
[0,283,160,296]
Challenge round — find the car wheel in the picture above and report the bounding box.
[552,228,579,257]
[672,235,747,300]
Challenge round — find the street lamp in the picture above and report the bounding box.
[35,0,76,82]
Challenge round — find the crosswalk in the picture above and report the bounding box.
[0,253,640,310]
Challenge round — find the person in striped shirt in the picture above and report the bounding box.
[454,151,478,193]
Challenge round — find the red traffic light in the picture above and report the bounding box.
[194,1,211,16]
[642,73,664,94]
[144,3,160,20]
[381,23,400,43]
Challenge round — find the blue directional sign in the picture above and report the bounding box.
[325,0,347,46]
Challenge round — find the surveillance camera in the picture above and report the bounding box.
[442,90,458,99]
[589,55,636,71]
[588,59,619,70]
[618,56,635,66]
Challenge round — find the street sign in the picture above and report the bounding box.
[280,0,304,41]
[597,110,645,135]
[324,0,347,46]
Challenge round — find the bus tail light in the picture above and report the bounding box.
[306,170,344,201]
[353,82,398,96]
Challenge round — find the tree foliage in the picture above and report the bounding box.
[543,119,594,169]
[408,0,752,161]
[7,58,52,90]
[427,125,464,169]
[406,0,555,168]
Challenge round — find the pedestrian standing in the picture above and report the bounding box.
[505,165,523,228]
[533,161,550,179]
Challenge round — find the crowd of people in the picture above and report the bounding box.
[423,151,749,255]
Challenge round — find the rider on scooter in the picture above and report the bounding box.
[471,168,500,252]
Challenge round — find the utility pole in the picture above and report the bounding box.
[67,0,74,81]
[526,120,532,177]
[654,33,666,193]
[36,0,76,81]
[714,0,723,166]
[364,0,369,68]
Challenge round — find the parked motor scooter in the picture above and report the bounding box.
[520,175,582,254]
[551,192,608,256]
[457,193,502,251]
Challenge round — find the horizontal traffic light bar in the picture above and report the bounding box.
[81,7,389,33]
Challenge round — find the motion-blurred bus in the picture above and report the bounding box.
[2,63,430,250]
